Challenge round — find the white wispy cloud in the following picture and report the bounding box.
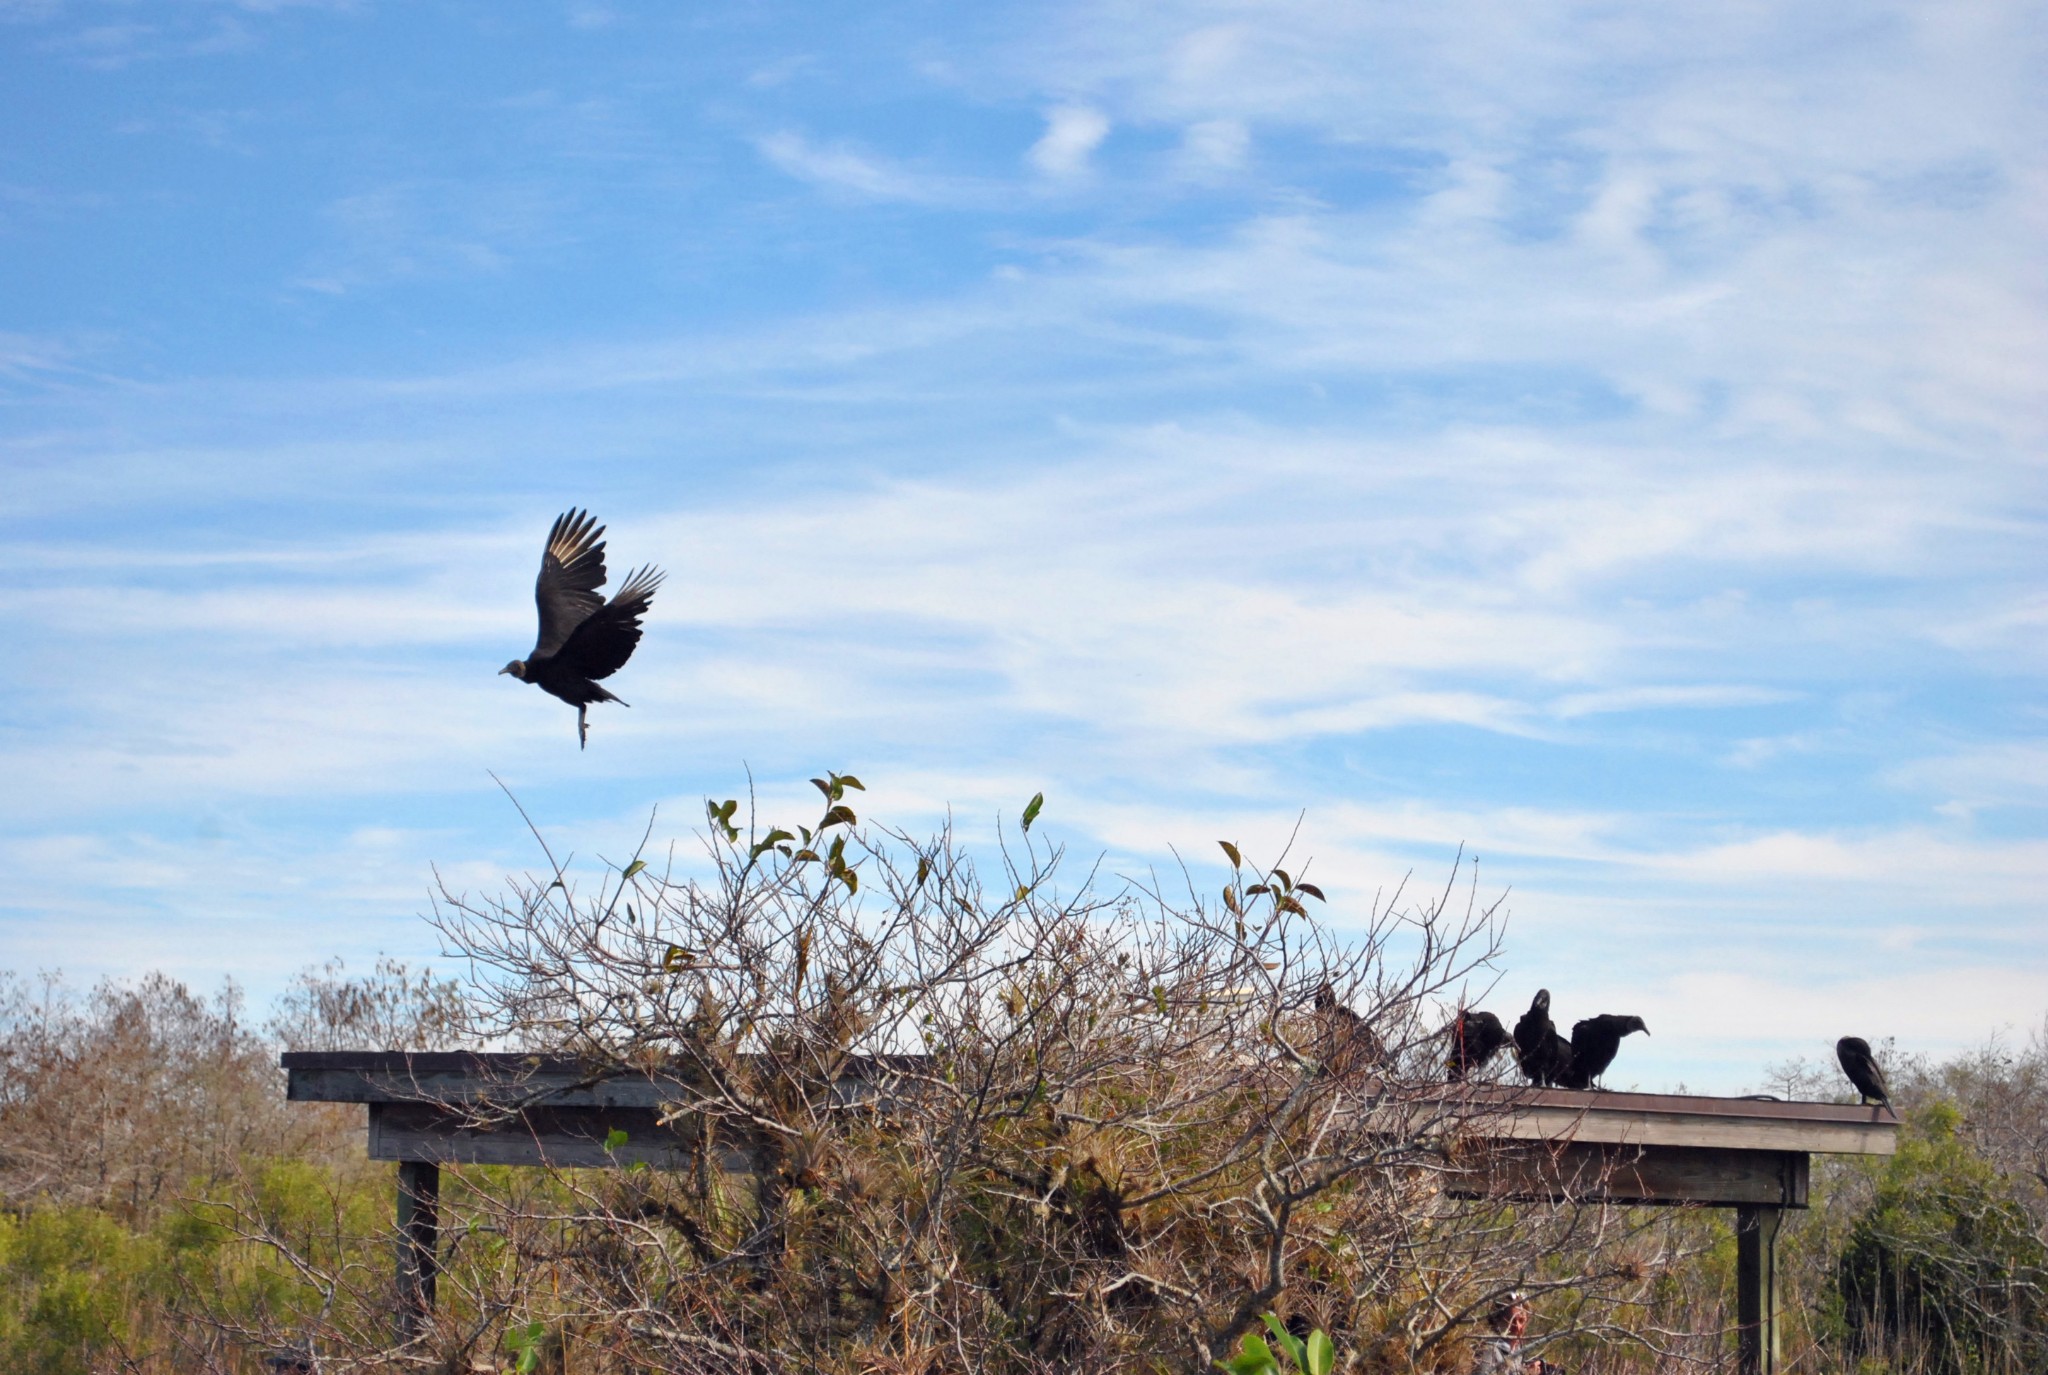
[1029,105,1110,178]
[1,0,2041,1091]
[757,131,965,204]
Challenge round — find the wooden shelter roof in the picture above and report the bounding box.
[283,1050,1898,1158]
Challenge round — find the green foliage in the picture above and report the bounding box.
[505,1318,550,1373]
[1836,1100,2048,1375]
[1217,1314,1336,1375]
[0,1204,188,1374]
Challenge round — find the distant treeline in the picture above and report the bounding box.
[0,955,2041,1373]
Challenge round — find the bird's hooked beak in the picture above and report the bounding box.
[499,660,525,679]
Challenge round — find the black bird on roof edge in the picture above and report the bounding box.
[1448,1008,1511,1081]
[500,509,665,748]
[1836,1036,1891,1108]
[1567,1013,1649,1089]
[1513,989,1571,1087]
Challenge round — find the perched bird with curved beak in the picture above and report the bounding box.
[1565,1014,1649,1089]
[500,509,664,748]
[1513,989,1572,1087]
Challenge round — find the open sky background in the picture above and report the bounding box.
[2,0,2043,1092]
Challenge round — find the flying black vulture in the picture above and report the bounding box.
[1513,989,1573,1087]
[1836,1036,1890,1107]
[1568,1014,1649,1089]
[500,509,666,748]
[1448,1009,1512,1081]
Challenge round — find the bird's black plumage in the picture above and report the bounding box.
[1513,989,1572,1087]
[500,509,665,748]
[1312,982,1386,1075]
[1568,1014,1649,1089]
[1836,1036,1890,1107]
[1448,1009,1511,1081]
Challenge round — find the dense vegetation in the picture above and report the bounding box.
[1,799,2041,1372]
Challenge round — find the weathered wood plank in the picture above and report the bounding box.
[284,1051,912,1112]
[394,1160,438,1343]
[294,1065,684,1109]
[369,1102,760,1172]
[1449,1142,1809,1208]
[288,1053,1899,1161]
[1737,1204,1784,1375]
[1488,1102,1893,1156]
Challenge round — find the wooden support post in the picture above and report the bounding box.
[396,1160,440,1343]
[1735,1203,1782,1375]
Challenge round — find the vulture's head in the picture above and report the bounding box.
[1620,1016,1650,1037]
[499,660,528,680]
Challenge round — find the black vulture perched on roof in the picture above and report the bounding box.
[1448,1008,1512,1081]
[1513,989,1572,1087]
[1312,982,1386,1076]
[500,509,666,749]
[1836,1036,1890,1107]
[1548,1036,1581,1090]
[1567,1014,1649,1089]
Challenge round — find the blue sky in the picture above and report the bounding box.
[2,0,2043,1091]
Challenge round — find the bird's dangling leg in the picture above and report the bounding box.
[577,704,589,750]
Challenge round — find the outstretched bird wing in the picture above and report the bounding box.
[532,509,608,660]
[553,565,665,681]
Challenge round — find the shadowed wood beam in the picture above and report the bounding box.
[1737,1204,1784,1375]
[1447,1141,1809,1209]
[369,1101,760,1172]
[395,1160,438,1344]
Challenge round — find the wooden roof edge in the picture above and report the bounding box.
[1468,1085,1899,1126]
[281,1051,1900,1127]
[280,1049,928,1077]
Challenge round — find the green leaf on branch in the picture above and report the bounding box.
[1295,882,1325,902]
[750,829,795,860]
[821,804,858,829]
[621,859,647,880]
[1261,1314,1306,1370]
[662,945,695,972]
[505,1320,548,1374]
[1021,791,1044,831]
[1305,1329,1334,1375]
[603,1128,629,1152]
[1216,1332,1277,1375]
[1219,840,1243,869]
[812,772,866,803]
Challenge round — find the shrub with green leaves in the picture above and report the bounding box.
[1837,1101,2048,1375]
[1217,1313,1335,1375]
